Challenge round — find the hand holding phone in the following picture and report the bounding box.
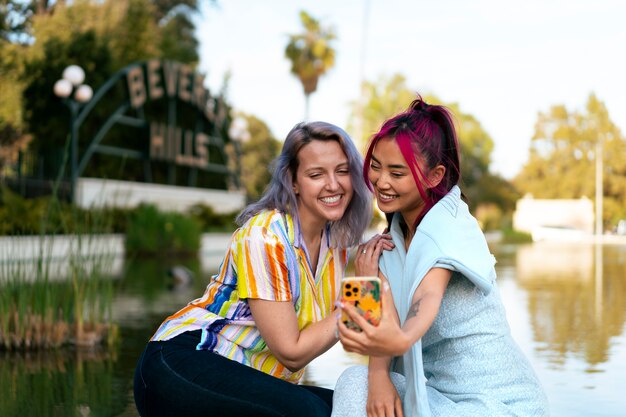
[341,276,382,332]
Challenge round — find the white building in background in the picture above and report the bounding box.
[513,194,594,242]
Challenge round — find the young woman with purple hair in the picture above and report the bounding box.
[332,96,549,417]
[133,121,375,417]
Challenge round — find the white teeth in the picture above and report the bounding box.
[379,192,397,201]
[321,196,341,203]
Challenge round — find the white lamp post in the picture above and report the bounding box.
[53,65,93,202]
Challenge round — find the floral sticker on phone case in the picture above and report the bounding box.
[342,277,382,331]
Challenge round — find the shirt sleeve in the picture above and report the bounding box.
[233,225,293,302]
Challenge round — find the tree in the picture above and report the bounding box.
[238,114,281,202]
[158,11,199,64]
[347,74,416,150]
[514,93,626,228]
[0,0,34,43]
[1,0,209,176]
[348,73,518,223]
[0,0,45,171]
[285,10,336,120]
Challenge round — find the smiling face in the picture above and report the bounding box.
[368,137,445,227]
[293,139,354,231]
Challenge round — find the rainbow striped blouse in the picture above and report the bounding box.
[151,209,348,383]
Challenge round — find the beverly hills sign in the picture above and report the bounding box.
[125,59,229,169]
[70,59,243,212]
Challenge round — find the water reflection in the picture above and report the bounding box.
[515,242,626,369]
[0,347,124,417]
[1,243,625,417]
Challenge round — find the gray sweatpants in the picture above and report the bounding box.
[331,365,406,417]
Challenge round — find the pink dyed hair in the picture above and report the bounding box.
[363,95,461,227]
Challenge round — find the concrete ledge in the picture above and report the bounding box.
[0,233,236,281]
[76,178,245,213]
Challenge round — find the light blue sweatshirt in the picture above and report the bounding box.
[380,186,549,417]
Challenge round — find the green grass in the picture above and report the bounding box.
[500,228,533,244]
[125,203,202,257]
[0,221,118,350]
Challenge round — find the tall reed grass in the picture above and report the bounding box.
[0,234,118,350]
[0,122,121,350]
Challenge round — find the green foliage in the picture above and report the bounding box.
[125,204,201,257]
[158,11,199,65]
[0,39,30,171]
[187,203,237,232]
[500,228,533,244]
[0,0,33,43]
[348,73,519,216]
[21,29,113,177]
[0,186,47,235]
[106,0,161,67]
[514,93,626,228]
[0,186,128,235]
[0,185,239,237]
[238,114,281,202]
[0,234,118,350]
[348,74,417,150]
[2,0,207,180]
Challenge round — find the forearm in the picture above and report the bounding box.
[399,290,445,350]
[368,355,392,379]
[278,313,338,371]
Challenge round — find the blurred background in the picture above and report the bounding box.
[1,1,625,416]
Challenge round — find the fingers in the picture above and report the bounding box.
[358,234,395,256]
[355,234,395,276]
[336,306,373,355]
[341,302,371,332]
[366,398,401,417]
[336,318,365,353]
[395,397,404,417]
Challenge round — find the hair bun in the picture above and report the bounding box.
[409,96,429,112]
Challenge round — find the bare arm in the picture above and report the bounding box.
[248,299,337,372]
[396,267,451,349]
[338,267,451,357]
[338,273,404,417]
[367,355,404,417]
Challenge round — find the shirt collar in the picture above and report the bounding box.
[289,213,331,249]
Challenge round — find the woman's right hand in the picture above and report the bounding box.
[367,373,404,417]
[338,282,409,357]
[354,233,395,276]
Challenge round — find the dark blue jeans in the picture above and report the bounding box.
[133,330,333,417]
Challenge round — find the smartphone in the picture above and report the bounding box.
[340,276,382,332]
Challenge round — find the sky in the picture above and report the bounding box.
[195,0,626,179]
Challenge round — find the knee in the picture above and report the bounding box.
[332,366,369,417]
[335,365,369,392]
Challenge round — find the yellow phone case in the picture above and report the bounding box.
[341,276,382,332]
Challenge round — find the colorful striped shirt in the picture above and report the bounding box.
[151,209,348,383]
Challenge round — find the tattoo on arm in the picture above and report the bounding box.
[406,299,422,320]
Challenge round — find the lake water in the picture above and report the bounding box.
[1,240,625,416]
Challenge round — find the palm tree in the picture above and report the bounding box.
[285,10,336,120]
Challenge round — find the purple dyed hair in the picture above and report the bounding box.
[363,95,461,227]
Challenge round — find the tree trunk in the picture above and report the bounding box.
[304,93,310,121]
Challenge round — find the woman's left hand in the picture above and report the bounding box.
[354,233,395,277]
[337,282,408,357]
